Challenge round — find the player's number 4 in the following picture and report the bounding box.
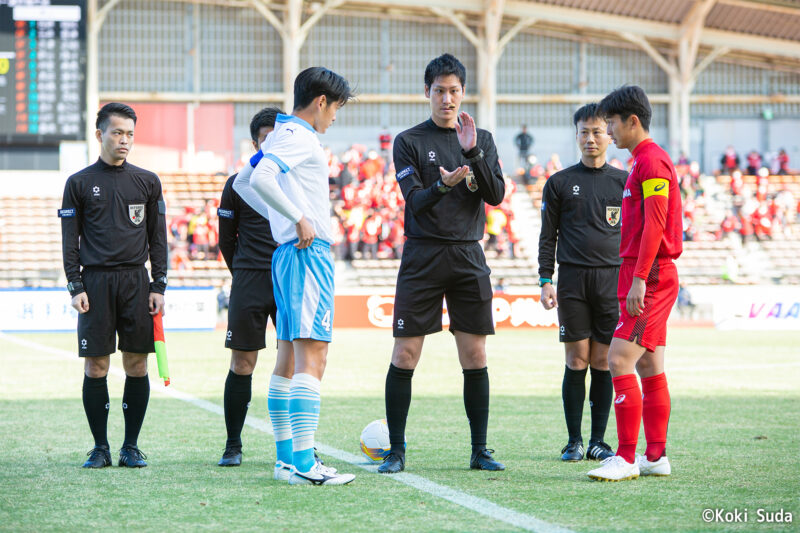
[321,310,331,332]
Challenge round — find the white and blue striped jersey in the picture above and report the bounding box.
[257,113,333,245]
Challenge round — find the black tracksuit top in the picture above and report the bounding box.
[394,118,505,243]
[538,161,628,279]
[218,174,278,272]
[60,158,168,294]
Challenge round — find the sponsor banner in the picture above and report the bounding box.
[333,294,558,329]
[691,285,800,331]
[0,287,217,332]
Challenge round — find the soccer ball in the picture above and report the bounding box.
[360,419,402,462]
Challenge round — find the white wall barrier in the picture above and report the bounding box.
[1,286,796,332]
[690,285,800,331]
[0,287,218,332]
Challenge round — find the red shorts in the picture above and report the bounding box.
[613,258,679,351]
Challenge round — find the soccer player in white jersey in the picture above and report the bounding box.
[234,67,354,485]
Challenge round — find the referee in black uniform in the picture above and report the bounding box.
[537,103,627,462]
[379,54,506,474]
[216,107,283,466]
[60,103,168,468]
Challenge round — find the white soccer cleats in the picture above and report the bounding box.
[587,455,640,482]
[638,454,671,476]
[273,460,292,481]
[288,462,355,486]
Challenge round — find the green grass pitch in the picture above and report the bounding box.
[0,328,797,532]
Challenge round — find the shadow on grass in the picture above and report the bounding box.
[0,394,797,533]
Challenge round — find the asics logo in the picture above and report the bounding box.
[615,394,626,404]
[615,322,624,331]
[654,182,666,191]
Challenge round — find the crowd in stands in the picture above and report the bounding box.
[166,200,221,270]
[695,147,799,244]
[325,146,520,260]
[162,139,800,270]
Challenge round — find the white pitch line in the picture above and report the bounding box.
[1,332,573,533]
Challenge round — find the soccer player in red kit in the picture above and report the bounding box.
[587,86,683,482]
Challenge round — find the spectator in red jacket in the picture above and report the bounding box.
[720,146,740,174]
[746,150,762,175]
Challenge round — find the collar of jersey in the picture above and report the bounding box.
[276,113,314,133]
[96,157,128,171]
[578,160,608,172]
[426,117,457,132]
[631,137,654,157]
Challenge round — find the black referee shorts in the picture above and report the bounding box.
[225,268,276,351]
[393,240,494,337]
[556,263,619,345]
[77,267,154,357]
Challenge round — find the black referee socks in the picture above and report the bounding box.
[562,366,587,441]
[224,370,253,449]
[589,367,613,442]
[463,367,490,452]
[82,374,110,448]
[385,363,414,455]
[122,374,150,448]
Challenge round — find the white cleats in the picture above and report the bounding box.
[288,462,355,486]
[587,455,640,482]
[273,460,292,481]
[638,454,671,476]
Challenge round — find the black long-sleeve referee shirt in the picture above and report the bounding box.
[538,161,628,280]
[394,118,505,242]
[218,174,278,272]
[60,158,168,295]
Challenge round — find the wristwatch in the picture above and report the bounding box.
[436,179,452,194]
[465,148,485,165]
[538,278,552,288]
[67,280,84,296]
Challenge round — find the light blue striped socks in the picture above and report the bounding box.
[268,374,292,465]
[288,373,321,473]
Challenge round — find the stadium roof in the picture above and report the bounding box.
[518,0,800,42]
[88,0,800,158]
[320,0,800,63]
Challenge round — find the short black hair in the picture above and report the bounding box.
[293,67,353,111]
[573,103,605,129]
[249,106,283,143]
[598,85,651,132]
[96,102,137,131]
[424,53,466,88]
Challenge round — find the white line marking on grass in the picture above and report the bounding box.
[2,333,572,533]
[670,362,800,372]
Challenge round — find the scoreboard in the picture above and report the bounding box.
[0,1,86,144]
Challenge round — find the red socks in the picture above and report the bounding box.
[642,373,670,462]
[612,374,642,463]
[613,373,671,463]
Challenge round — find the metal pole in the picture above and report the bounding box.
[86,0,99,163]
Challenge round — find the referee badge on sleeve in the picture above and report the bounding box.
[606,206,621,226]
[129,204,145,225]
[465,169,478,192]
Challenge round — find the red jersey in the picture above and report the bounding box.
[620,139,683,279]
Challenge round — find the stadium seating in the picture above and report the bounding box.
[1,172,798,289]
